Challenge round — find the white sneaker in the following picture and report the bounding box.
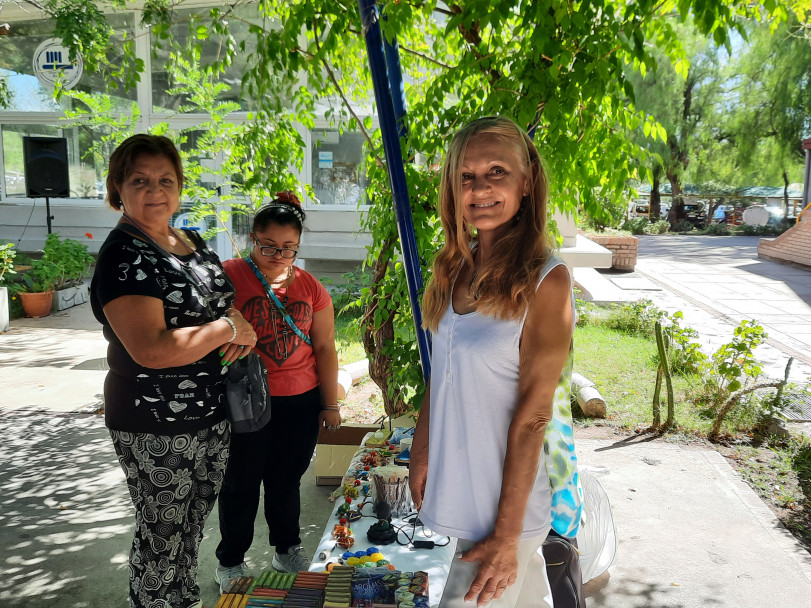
[214,562,248,594]
[272,546,310,572]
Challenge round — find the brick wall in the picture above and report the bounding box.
[584,234,639,270]
[757,215,811,268]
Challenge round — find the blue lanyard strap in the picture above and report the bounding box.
[245,257,312,346]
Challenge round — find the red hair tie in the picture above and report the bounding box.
[275,190,302,207]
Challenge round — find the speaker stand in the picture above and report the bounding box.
[45,197,54,234]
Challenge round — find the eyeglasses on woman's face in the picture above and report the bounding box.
[256,244,299,259]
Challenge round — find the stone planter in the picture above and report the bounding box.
[585,234,639,271]
[20,291,54,318]
[53,283,90,311]
[0,286,9,332]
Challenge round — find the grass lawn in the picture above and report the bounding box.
[572,324,712,434]
[335,311,366,367]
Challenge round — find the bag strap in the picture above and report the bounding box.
[117,221,218,320]
[245,256,312,346]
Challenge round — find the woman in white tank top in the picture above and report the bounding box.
[411,117,582,608]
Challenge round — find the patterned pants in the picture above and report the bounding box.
[110,420,231,608]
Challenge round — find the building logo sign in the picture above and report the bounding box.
[33,38,84,89]
[173,212,208,232]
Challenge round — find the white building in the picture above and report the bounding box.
[0,1,609,281]
[0,1,374,283]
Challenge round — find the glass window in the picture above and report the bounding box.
[151,6,267,114]
[2,125,58,198]
[0,14,136,113]
[1,124,109,200]
[311,130,367,207]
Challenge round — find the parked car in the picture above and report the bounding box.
[683,202,706,228]
[628,200,650,219]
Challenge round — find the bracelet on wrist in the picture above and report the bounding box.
[322,404,340,411]
[222,316,237,342]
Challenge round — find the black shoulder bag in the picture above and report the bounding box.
[543,529,586,608]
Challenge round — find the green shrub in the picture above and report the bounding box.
[671,219,695,233]
[704,222,731,236]
[692,319,768,425]
[621,218,649,235]
[327,269,372,314]
[734,223,789,237]
[0,243,16,285]
[603,299,665,337]
[657,311,707,376]
[643,220,670,235]
[581,197,628,232]
[574,295,599,327]
[42,233,94,289]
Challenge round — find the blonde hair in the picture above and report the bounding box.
[422,116,551,331]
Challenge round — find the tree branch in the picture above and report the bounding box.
[448,3,501,85]
[310,19,384,167]
[21,0,53,14]
[399,45,454,70]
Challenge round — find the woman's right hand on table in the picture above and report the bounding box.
[458,534,519,606]
[219,308,257,365]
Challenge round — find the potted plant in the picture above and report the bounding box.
[19,255,62,318]
[17,234,93,317]
[41,233,94,310]
[0,242,16,331]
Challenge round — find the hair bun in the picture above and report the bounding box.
[275,190,302,207]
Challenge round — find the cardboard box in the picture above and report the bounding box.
[314,423,378,486]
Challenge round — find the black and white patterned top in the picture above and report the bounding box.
[91,226,235,434]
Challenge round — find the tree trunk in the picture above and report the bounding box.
[361,237,410,418]
[650,169,662,220]
[666,173,684,227]
[783,170,790,223]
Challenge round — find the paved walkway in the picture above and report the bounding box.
[636,235,811,375]
[595,235,811,387]
[2,236,811,607]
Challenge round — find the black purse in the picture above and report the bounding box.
[225,352,272,433]
[118,221,272,433]
[542,530,586,608]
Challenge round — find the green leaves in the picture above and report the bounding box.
[0,243,17,285]
[49,0,114,73]
[44,0,791,413]
[709,319,768,394]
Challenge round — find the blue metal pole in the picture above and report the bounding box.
[358,0,431,382]
[382,17,408,141]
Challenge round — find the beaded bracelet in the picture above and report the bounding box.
[222,316,237,342]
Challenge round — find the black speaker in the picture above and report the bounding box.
[23,136,70,198]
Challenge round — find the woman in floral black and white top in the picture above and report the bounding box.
[91,134,257,608]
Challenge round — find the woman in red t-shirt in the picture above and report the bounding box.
[214,192,339,588]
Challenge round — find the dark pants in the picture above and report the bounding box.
[216,386,322,567]
[111,420,230,608]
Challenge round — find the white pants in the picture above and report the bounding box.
[439,536,553,608]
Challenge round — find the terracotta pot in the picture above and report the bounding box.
[19,291,54,318]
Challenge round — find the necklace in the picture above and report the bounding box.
[262,264,293,287]
[252,256,293,287]
[468,269,481,302]
[121,213,194,256]
[468,249,480,301]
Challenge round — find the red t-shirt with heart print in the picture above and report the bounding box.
[223,257,331,397]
